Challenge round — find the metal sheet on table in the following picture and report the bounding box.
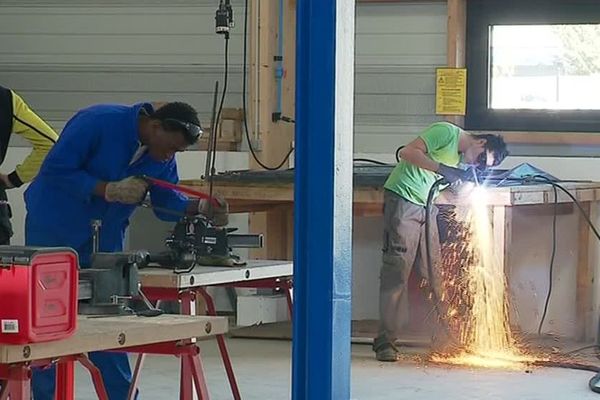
[139,259,293,289]
[212,165,394,187]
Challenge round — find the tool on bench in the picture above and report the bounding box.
[78,220,160,316]
[0,247,78,344]
[141,176,264,270]
[148,214,263,271]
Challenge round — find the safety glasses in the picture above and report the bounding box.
[162,118,203,144]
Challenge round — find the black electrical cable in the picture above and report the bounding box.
[353,158,390,166]
[564,344,600,356]
[533,175,600,242]
[424,178,458,344]
[242,0,293,170]
[395,146,405,163]
[537,184,558,335]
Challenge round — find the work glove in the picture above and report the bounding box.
[197,194,229,227]
[437,164,473,184]
[105,177,149,204]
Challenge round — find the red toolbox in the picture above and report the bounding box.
[0,247,78,344]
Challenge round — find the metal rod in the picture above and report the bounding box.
[205,80,219,180]
[91,219,102,254]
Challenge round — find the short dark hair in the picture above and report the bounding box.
[150,102,202,143]
[472,133,509,167]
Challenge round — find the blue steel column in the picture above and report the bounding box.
[292,1,355,399]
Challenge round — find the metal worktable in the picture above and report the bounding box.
[139,259,293,400]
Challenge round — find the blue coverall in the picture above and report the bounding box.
[24,103,189,400]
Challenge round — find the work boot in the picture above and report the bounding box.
[373,336,399,362]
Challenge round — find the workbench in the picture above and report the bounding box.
[182,167,600,341]
[0,314,227,400]
[139,260,294,400]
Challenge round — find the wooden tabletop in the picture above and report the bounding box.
[183,180,600,208]
[0,314,227,364]
[140,260,293,289]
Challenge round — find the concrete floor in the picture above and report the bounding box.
[71,338,599,399]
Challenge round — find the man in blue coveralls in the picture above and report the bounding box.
[25,101,228,399]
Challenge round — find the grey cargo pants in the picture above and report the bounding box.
[376,190,441,344]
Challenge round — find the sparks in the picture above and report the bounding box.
[433,185,538,370]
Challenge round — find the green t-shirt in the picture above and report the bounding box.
[384,122,461,206]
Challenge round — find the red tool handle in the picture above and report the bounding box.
[143,176,219,206]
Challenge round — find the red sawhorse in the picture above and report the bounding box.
[141,276,293,400]
[0,342,210,400]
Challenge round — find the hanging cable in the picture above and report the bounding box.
[353,158,390,166]
[395,145,404,163]
[537,184,558,335]
[242,0,293,170]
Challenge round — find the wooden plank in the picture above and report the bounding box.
[445,0,466,127]
[0,315,227,364]
[354,202,384,217]
[492,206,512,273]
[576,202,595,341]
[473,130,600,146]
[183,181,600,208]
[196,139,238,152]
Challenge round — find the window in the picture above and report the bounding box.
[466,0,600,132]
[490,24,600,111]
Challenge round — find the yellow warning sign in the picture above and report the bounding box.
[435,68,467,115]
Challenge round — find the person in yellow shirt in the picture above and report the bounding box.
[0,85,58,244]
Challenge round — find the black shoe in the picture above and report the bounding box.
[373,336,399,362]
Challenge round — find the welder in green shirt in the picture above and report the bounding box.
[373,122,509,362]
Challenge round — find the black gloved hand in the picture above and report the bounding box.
[437,164,473,184]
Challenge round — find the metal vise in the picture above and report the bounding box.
[78,250,149,315]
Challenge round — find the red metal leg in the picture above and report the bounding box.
[196,288,241,400]
[76,355,109,400]
[8,379,30,400]
[55,360,75,400]
[180,291,194,400]
[187,350,210,400]
[127,354,145,400]
[4,366,31,400]
[0,380,7,400]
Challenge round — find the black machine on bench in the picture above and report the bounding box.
[78,216,263,315]
[149,214,263,270]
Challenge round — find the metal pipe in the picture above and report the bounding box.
[274,0,285,119]
[254,0,260,144]
[91,219,102,254]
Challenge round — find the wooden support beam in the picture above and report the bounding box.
[445,0,467,127]
[195,108,244,151]
[577,202,595,341]
[487,131,600,146]
[248,0,295,260]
